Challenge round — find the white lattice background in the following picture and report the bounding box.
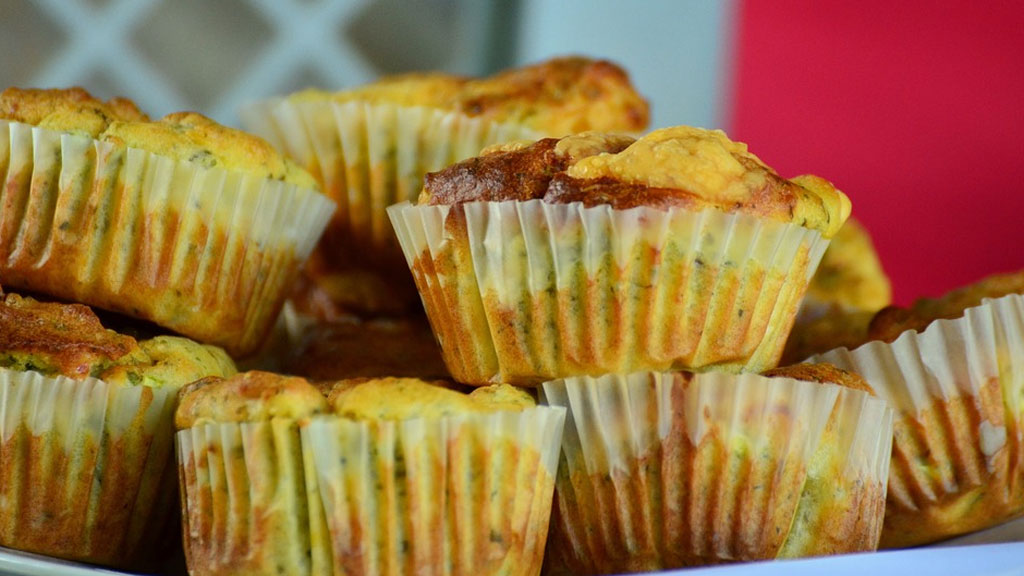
[0,0,504,126]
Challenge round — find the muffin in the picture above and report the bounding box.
[0,87,334,356]
[240,56,650,314]
[539,365,892,573]
[283,315,449,380]
[782,217,892,363]
[388,127,850,385]
[0,290,236,569]
[812,271,1024,547]
[176,372,564,575]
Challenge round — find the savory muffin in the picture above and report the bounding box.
[241,56,649,314]
[284,315,449,380]
[0,86,333,356]
[176,372,564,576]
[0,291,235,569]
[869,267,1024,342]
[540,366,892,573]
[812,276,1024,547]
[389,127,850,385]
[782,218,892,363]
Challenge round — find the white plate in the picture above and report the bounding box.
[0,547,139,576]
[658,542,1024,576]
[0,525,1021,576]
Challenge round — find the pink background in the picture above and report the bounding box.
[730,1,1024,304]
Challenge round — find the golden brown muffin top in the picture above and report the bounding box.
[0,293,236,385]
[762,362,875,396]
[292,56,649,135]
[175,371,534,430]
[0,293,139,379]
[805,218,892,312]
[0,86,147,138]
[868,268,1024,343]
[102,112,317,188]
[421,127,851,238]
[329,378,533,420]
[1,87,317,189]
[176,371,330,429]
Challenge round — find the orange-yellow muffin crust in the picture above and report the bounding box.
[421,128,850,238]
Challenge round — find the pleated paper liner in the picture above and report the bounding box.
[177,420,311,576]
[538,371,892,574]
[812,293,1024,548]
[0,368,180,570]
[387,200,831,386]
[301,406,565,576]
[177,407,565,576]
[239,98,542,312]
[0,120,334,357]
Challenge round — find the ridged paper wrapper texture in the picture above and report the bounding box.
[0,368,180,570]
[0,120,334,357]
[177,419,313,576]
[813,293,1024,547]
[388,200,831,385]
[240,99,542,312]
[539,370,892,574]
[302,406,565,576]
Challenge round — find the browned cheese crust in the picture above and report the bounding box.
[762,362,876,396]
[420,129,849,239]
[326,56,650,134]
[451,56,650,133]
[869,268,1024,342]
[0,293,138,379]
[175,370,329,429]
[0,86,147,137]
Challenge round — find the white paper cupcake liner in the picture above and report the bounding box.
[301,406,565,576]
[812,293,1024,547]
[239,98,543,305]
[388,200,831,385]
[539,370,892,573]
[777,383,894,557]
[0,367,179,569]
[177,419,312,576]
[0,120,334,357]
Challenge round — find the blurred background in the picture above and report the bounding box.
[2,0,1022,304]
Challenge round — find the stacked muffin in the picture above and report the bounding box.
[241,56,649,316]
[175,372,564,576]
[0,86,331,569]
[387,125,895,573]
[811,270,1024,547]
[9,53,1020,576]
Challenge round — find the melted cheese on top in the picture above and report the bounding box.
[566,126,851,237]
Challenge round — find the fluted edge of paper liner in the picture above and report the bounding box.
[0,120,335,357]
[301,405,565,576]
[538,370,891,573]
[176,419,313,576]
[388,200,830,385]
[813,293,1024,547]
[0,367,179,569]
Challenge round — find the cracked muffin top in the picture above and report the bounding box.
[1,86,317,189]
[420,126,851,238]
[289,56,649,135]
[175,371,534,429]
